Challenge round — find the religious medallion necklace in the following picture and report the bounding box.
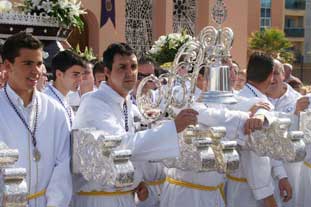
[246,84,259,97]
[4,85,41,162]
[48,85,72,127]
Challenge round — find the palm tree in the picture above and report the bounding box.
[248,28,294,63]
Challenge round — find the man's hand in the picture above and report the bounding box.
[249,102,271,117]
[295,96,310,115]
[174,109,199,133]
[244,115,265,135]
[135,182,148,201]
[263,195,277,207]
[279,178,292,202]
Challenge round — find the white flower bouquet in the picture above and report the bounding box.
[16,0,86,31]
[148,31,193,67]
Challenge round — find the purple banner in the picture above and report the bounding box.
[101,0,116,28]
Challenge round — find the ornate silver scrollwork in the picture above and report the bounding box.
[162,126,239,174]
[111,150,135,188]
[299,110,311,144]
[71,129,135,188]
[0,142,27,207]
[248,118,306,162]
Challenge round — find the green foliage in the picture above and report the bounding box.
[71,44,97,62]
[249,28,294,63]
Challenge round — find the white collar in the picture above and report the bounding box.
[47,83,67,102]
[99,83,130,109]
[245,83,267,99]
[6,83,37,108]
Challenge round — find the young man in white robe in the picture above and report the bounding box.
[226,52,292,207]
[159,57,272,207]
[0,32,72,206]
[266,59,309,207]
[67,61,96,109]
[44,50,85,127]
[72,42,199,207]
[132,56,166,207]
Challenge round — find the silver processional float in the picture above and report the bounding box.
[70,0,308,190]
[135,0,307,174]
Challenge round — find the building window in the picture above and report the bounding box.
[260,0,271,30]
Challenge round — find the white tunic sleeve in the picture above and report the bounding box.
[240,150,274,200]
[271,159,287,180]
[46,111,72,207]
[194,103,250,144]
[73,95,180,162]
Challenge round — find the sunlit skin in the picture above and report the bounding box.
[196,73,207,91]
[233,71,246,91]
[54,65,84,96]
[105,54,138,98]
[5,48,43,106]
[133,63,155,97]
[94,72,106,88]
[80,63,95,95]
[248,71,274,94]
[266,60,286,98]
[283,63,292,81]
[266,60,310,115]
[37,64,48,91]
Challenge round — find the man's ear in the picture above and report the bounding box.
[3,59,13,73]
[55,69,63,80]
[104,67,111,78]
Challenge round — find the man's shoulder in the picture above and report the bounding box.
[37,92,66,114]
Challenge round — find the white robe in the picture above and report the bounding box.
[160,103,250,207]
[268,84,302,207]
[226,83,287,207]
[0,85,72,207]
[297,145,311,207]
[72,83,180,207]
[136,162,165,207]
[43,84,74,127]
[297,93,311,207]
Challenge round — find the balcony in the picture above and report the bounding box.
[284,28,304,37]
[285,0,306,10]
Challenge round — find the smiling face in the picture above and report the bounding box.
[105,54,138,97]
[5,48,43,94]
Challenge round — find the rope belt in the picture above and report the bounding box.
[27,189,46,200]
[145,178,166,186]
[166,177,225,201]
[304,161,311,169]
[77,189,135,196]
[226,174,248,183]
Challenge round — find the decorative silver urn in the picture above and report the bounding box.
[111,150,135,188]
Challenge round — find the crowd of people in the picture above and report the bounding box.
[0,32,311,207]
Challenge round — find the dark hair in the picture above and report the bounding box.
[102,42,136,71]
[247,52,274,83]
[2,32,43,63]
[93,61,105,76]
[138,55,155,65]
[51,50,86,80]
